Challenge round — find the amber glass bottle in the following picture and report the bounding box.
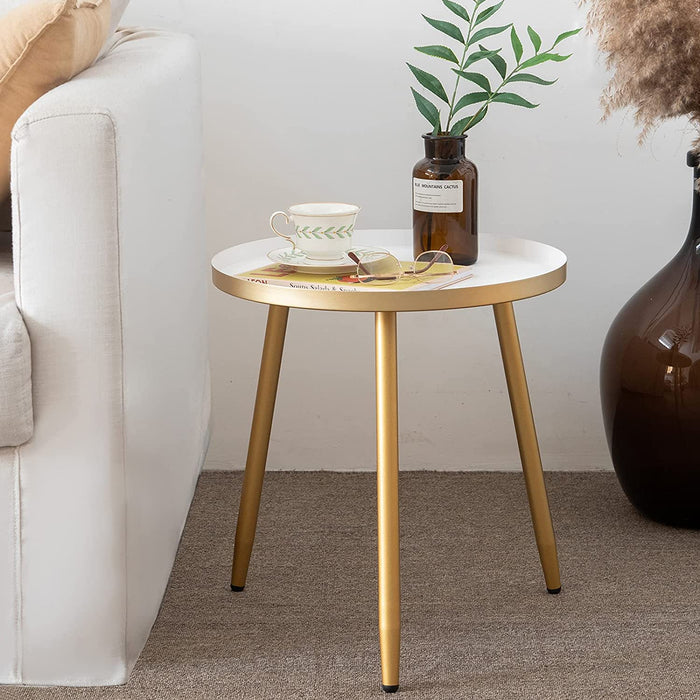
[412,133,478,265]
[600,152,700,528]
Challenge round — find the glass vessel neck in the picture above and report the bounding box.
[423,133,466,161]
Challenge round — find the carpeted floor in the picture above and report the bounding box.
[3,471,700,700]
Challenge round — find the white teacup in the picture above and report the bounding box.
[270,202,360,260]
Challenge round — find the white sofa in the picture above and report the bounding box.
[0,29,211,686]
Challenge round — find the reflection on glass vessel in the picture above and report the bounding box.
[601,152,700,528]
[412,133,478,266]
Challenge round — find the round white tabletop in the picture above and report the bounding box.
[211,230,567,312]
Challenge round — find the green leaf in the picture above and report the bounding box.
[422,15,465,44]
[506,72,557,86]
[411,87,442,131]
[415,45,460,63]
[527,25,541,53]
[467,104,489,129]
[407,63,450,103]
[451,104,489,134]
[453,91,490,113]
[453,70,491,92]
[510,26,523,63]
[474,0,503,26]
[469,24,511,46]
[449,116,472,135]
[463,47,502,69]
[553,28,582,47]
[519,52,572,69]
[478,43,507,78]
[491,92,539,108]
[442,0,469,22]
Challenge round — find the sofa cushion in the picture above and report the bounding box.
[96,0,128,58]
[0,293,31,446]
[0,0,124,48]
[0,242,31,446]
[0,0,111,199]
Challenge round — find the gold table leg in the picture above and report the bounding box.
[231,304,289,591]
[493,302,562,594]
[375,311,401,693]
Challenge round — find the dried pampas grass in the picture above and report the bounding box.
[584,0,700,153]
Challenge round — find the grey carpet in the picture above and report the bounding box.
[3,472,700,700]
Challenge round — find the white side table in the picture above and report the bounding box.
[212,229,567,693]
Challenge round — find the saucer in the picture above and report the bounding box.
[267,246,385,275]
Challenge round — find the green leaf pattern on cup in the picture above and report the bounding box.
[295,224,355,240]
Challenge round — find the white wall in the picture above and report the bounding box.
[124,0,695,471]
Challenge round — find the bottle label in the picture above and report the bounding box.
[413,178,463,213]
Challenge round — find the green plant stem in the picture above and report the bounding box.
[462,67,515,130]
[445,13,477,132]
[461,39,557,132]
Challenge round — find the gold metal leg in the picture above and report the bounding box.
[375,311,401,692]
[493,302,562,594]
[231,304,289,591]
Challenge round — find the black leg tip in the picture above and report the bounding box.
[381,684,399,693]
[547,586,561,595]
[230,584,245,592]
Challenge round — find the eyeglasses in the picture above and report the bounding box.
[347,245,455,286]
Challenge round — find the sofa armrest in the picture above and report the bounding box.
[8,30,210,684]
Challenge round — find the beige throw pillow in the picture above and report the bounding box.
[0,0,110,198]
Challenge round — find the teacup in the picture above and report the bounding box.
[270,202,360,261]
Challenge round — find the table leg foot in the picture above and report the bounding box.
[230,304,289,591]
[375,311,401,692]
[493,301,562,593]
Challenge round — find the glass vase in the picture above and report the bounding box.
[412,133,478,266]
[600,152,700,528]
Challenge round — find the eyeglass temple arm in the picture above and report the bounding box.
[412,244,450,274]
[350,244,450,278]
[347,251,373,276]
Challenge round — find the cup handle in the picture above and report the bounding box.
[270,211,295,249]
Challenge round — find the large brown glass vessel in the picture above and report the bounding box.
[601,152,700,528]
[412,133,477,265]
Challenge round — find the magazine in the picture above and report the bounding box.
[236,262,473,292]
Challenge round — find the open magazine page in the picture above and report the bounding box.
[236,262,473,292]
